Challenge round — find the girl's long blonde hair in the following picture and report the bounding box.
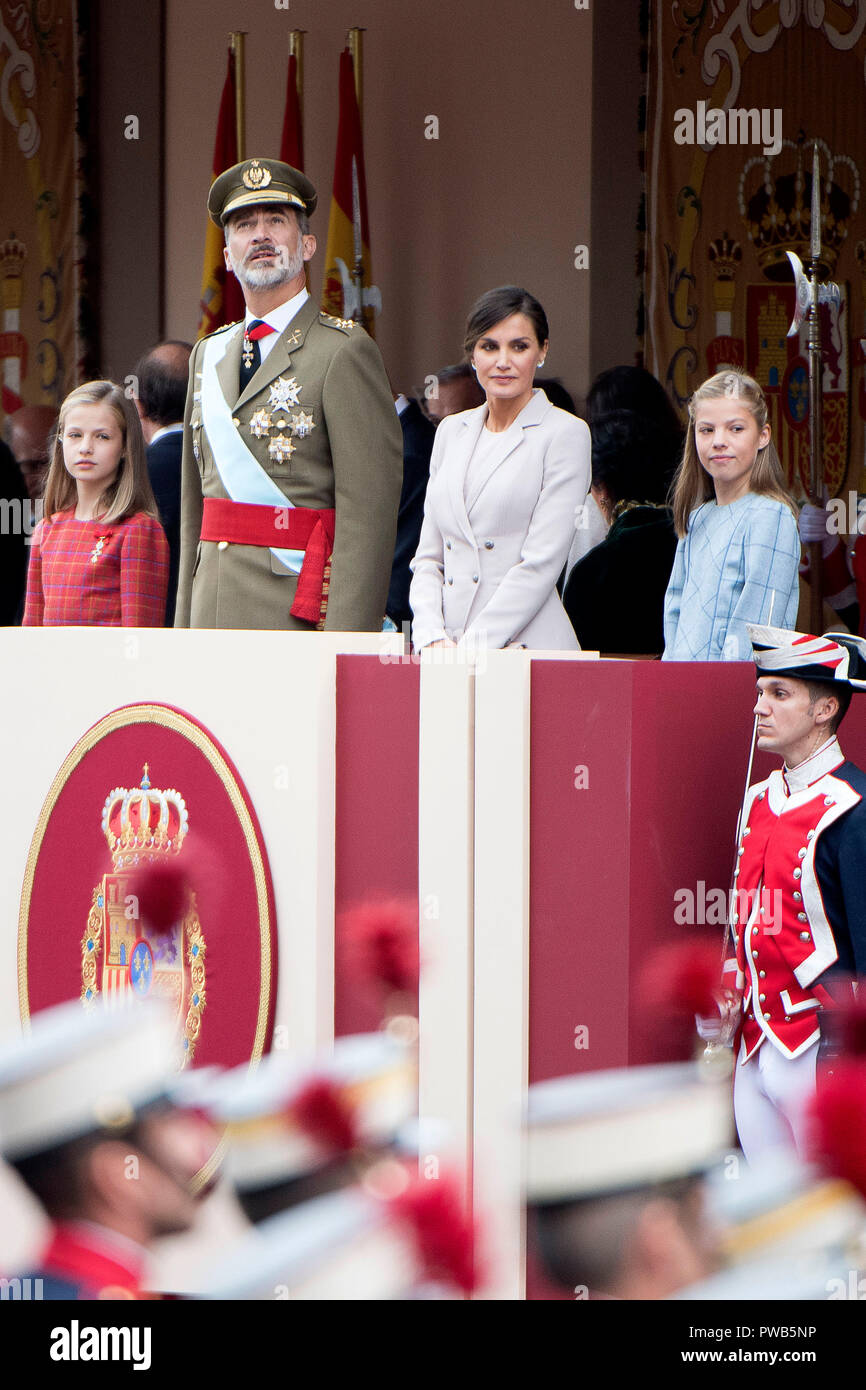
[43,380,158,524]
[670,370,797,538]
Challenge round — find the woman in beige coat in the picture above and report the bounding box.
[409,286,591,651]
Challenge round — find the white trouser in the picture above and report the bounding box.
[733,1038,819,1163]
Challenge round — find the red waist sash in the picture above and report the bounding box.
[201,497,335,625]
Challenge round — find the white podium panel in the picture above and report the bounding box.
[0,628,401,1059]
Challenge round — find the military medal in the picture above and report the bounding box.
[242,334,255,370]
[269,435,296,464]
[249,409,272,439]
[290,409,315,438]
[268,377,302,410]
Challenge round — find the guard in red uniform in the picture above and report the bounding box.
[0,1001,215,1299]
[722,625,866,1162]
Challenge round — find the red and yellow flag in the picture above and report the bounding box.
[321,49,374,334]
[280,53,304,170]
[197,48,245,339]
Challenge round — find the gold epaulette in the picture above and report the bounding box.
[202,319,242,343]
[319,312,357,333]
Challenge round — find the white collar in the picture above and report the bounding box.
[245,286,309,336]
[783,736,845,794]
[149,423,183,444]
[69,1219,150,1268]
[394,393,410,415]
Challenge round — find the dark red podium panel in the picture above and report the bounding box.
[334,656,420,1036]
[527,660,866,1085]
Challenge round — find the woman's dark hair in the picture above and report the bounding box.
[587,365,682,435]
[463,286,549,358]
[590,408,679,507]
[536,377,577,414]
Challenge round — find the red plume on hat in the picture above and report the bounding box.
[341,898,420,997]
[808,1061,866,1199]
[390,1172,481,1294]
[638,942,725,1019]
[124,859,192,937]
[823,991,866,1059]
[288,1077,359,1156]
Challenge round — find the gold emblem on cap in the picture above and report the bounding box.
[243,160,272,191]
[93,1092,135,1130]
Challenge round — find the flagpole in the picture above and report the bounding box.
[347,26,363,112]
[347,28,366,325]
[231,31,247,162]
[808,141,824,634]
[290,30,305,102]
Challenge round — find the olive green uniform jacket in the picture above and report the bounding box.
[175,297,402,631]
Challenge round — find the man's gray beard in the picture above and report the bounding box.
[231,244,305,291]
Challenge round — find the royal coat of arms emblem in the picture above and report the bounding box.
[80,764,206,1064]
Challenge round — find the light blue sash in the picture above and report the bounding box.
[200,330,304,573]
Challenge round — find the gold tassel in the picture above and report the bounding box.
[317,555,332,631]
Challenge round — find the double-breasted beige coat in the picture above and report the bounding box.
[175,296,402,631]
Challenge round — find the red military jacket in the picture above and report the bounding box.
[722,738,863,1063]
[26,1221,147,1299]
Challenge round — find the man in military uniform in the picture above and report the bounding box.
[720,625,866,1163]
[0,1001,213,1299]
[526,1061,731,1299]
[175,157,403,631]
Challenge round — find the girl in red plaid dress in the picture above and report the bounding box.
[23,381,168,626]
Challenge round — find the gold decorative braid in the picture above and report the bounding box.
[183,898,207,1065]
[18,703,273,1071]
[722,1179,855,1260]
[316,554,332,632]
[80,885,103,1007]
[610,499,670,522]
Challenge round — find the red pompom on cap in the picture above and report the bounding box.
[341,898,420,996]
[390,1172,481,1294]
[809,1061,866,1200]
[638,941,725,1019]
[289,1077,358,1156]
[125,859,191,934]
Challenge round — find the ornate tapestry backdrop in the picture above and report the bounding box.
[0,0,92,423]
[645,1,866,498]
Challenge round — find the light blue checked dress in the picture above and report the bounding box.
[662,494,800,661]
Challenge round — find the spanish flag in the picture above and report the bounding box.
[280,53,304,170]
[321,48,373,334]
[197,47,245,338]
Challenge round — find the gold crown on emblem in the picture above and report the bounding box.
[738,137,861,282]
[242,160,272,191]
[0,233,27,279]
[101,764,188,869]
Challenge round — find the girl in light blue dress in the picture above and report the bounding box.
[663,371,799,661]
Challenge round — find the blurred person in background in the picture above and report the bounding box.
[5,403,57,505]
[562,365,683,591]
[387,387,436,632]
[133,341,192,626]
[563,408,678,655]
[0,437,29,624]
[419,362,484,427]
